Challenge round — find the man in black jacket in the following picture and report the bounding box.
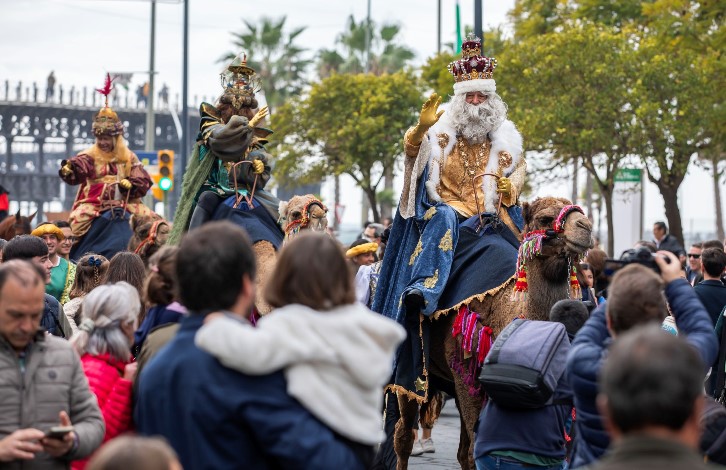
[652,221,685,258]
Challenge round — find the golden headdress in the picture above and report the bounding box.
[92,74,124,137]
[218,54,260,109]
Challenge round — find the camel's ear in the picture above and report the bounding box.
[15,211,21,222]
[28,211,37,222]
[521,202,532,226]
[278,201,289,219]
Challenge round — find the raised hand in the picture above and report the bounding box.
[249,106,269,128]
[418,93,445,129]
[409,93,445,146]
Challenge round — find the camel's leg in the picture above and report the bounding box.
[394,394,419,470]
[451,370,483,470]
[252,241,275,315]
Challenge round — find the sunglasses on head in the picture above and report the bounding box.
[688,253,701,259]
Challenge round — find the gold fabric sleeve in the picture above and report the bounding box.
[501,157,527,207]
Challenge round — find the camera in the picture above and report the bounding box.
[598,247,672,299]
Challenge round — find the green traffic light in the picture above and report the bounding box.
[159,177,173,191]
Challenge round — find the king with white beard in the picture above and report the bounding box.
[371,33,526,401]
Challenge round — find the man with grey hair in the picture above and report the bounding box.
[0,260,104,468]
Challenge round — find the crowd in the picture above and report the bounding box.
[2,34,726,470]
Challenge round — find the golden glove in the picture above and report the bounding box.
[249,106,269,128]
[60,163,73,177]
[251,159,265,175]
[408,93,445,145]
[119,178,133,190]
[496,177,512,198]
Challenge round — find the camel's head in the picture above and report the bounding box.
[520,197,593,282]
[128,214,171,264]
[279,194,329,243]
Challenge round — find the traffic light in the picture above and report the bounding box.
[157,149,174,192]
[150,173,164,201]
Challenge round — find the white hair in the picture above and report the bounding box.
[70,281,140,361]
[448,92,508,144]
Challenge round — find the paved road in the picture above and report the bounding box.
[409,399,462,469]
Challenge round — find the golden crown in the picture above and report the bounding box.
[447,34,498,83]
[219,54,261,109]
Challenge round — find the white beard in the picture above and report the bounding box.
[448,93,508,145]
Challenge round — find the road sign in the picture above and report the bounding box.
[135,151,158,166]
[615,168,642,183]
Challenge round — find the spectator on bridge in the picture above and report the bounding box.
[59,75,155,240]
[135,221,367,469]
[64,254,110,337]
[590,325,711,470]
[2,235,73,338]
[0,260,105,468]
[31,222,75,305]
[136,85,146,108]
[158,84,169,109]
[566,252,718,467]
[70,282,140,470]
[46,71,56,102]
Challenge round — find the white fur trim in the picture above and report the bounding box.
[278,200,289,220]
[453,79,496,96]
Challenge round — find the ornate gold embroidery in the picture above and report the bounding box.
[423,207,437,221]
[409,238,423,265]
[437,133,449,149]
[423,269,439,289]
[439,229,453,252]
[498,151,513,169]
[414,376,427,392]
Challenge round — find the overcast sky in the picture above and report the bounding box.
[1,0,721,238]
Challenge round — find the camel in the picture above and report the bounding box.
[0,211,36,240]
[252,194,329,315]
[393,196,594,470]
[128,214,172,265]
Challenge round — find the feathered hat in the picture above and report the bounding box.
[92,74,124,137]
[219,53,260,109]
[448,33,498,96]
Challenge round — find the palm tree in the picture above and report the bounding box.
[317,15,415,78]
[221,16,312,112]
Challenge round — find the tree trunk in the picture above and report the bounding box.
[361,189,371,226]
[602,185,615,256]
[571,156,579,204]
[584,172,594,221]
[333,174,341,231]
[381,165,394,222]
[712,153,725,241]
[659,183,685,247]
[364,187,380,222]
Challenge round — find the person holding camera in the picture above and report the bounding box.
[565,251,717,468]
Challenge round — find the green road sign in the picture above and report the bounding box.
[615,168,642,183]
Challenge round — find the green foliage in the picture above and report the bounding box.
[420,52,456,98]
[270,71,422,221]
[221,16,312,112]
[316,15,415,78]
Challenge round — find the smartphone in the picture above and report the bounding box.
[45,426,74,440]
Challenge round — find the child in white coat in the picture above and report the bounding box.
[195,232,406,448]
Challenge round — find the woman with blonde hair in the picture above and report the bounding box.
[63,253,109,336]
[70,282,140,470]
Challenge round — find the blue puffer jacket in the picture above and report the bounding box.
[566,278,718,468]
[135,314,365,470]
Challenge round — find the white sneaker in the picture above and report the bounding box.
[420,438,435,453]
[410,440,425,456]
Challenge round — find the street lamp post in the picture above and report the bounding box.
[145,0,156,153]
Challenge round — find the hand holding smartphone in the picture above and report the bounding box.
[45,426,74,440]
